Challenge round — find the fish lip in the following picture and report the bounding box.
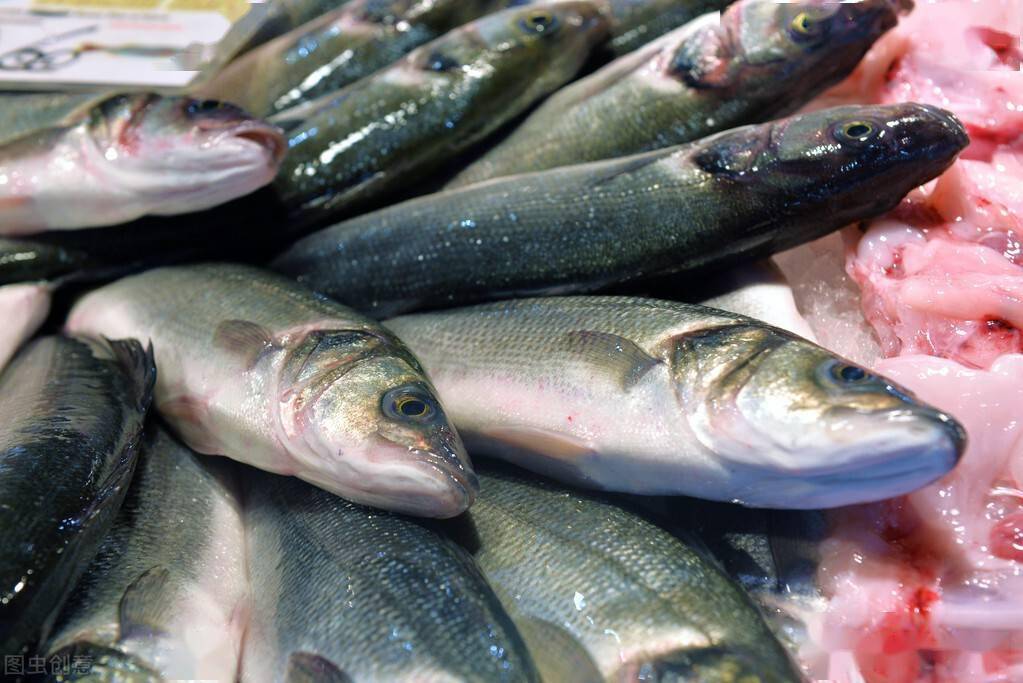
[216,120,287,165]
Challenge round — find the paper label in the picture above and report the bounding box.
[0,0,254,89]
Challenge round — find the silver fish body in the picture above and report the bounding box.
[66,263,476,518]
[0,336,155,655]
[44,428,248,682]
[456,466,805,682]
[386,296,966,508]
[241,470,540,683]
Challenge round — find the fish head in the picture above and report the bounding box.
[694,103,969,230]
[280,330,476,517]
[411,3,607,94]
[84,93,285,213]
[671,323,966,508]
[673,0,908,98]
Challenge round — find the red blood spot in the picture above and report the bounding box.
[990,512,1023,561]
[566,415,573,423]
[976,197,992,209]
[884,56,903,84]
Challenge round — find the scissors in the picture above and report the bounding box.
[0,25,183,72]
[0,25,99,71]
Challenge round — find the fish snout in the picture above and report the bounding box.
[378,428,479,518]
[892,103,970,160]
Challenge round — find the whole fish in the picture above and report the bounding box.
[44,427,248,682]
[453,465,804,682]
[273,103,969,317]
[65,264,476,518]
[0,282,51,372]
[0,93,285,234]
[270,2,607,226]
[448,0,908,187]
[241,470,540,683]
[0,336,155,656]
[386,296,966,508]
[201,0,516,118]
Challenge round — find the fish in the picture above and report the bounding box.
[0,282,52,372]
[448,0,908,188]
[200,0,517,118]
[0,336,155,656]
[0,93,285,234]
[269,2,608,226]
[0,91,100,147]
[43,427,248,682]
[273,103,969,317]
[65,263,477,518]
[595,0,735,56]
[451,464,805,682]
[222,0,354,57]
[0,237,91,286]
[241,469,540,683]
[385,296,967,508]
[657,498,830,662]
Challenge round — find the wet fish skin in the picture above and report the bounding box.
[241,469,540,683]
[600,0,734,55]
[43,427,248,682]
[386,296,966,508]
[0,91,100,147]
[454,465,805,682]
[449,0,907,187]
[0,282,52,373]
[202,0,518,118]
[273,103,969,317]
[270,2,608,226]
[65,263,476,518]
[0,237,91,285]
[0,336,155,656]
[0,93,285,234]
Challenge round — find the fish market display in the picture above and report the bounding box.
[0,336,155,656]
[201,0,516,118]
[44,428,248,682]
[458,465,803,681]
[769,0,1023,678]
[0,93,285,234]
[274,103,967,317]
[241,470,540,683]
[65,263,477,518]
[448,0,906,187]
[387,296,965,508]
[270,2,607,226]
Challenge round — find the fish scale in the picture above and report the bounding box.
[0,336,154,656]
[448,0,906,187]
[274,103,969,318]
[458,466,805,682]
[241,470,540,683]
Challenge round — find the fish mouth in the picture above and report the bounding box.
[734,416,964,509]
[218,121,287,166]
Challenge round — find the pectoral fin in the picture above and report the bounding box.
[118,566,174,641]
[214,319,276,369]
[564,330,661,389]
[286,652,352,683]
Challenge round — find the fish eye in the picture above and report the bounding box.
[382,386,437,423]
[834,120,878,144]
[788,10,829,41]
[518,11,560,36]
[821,360,875,387]
[186,100,224,116]
[424,51,461,72]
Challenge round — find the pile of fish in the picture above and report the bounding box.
[0,0,1012,680]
